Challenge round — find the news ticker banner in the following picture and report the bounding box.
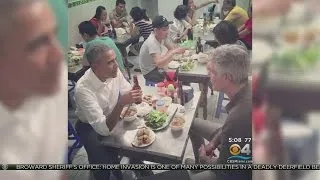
[1,164,320,171]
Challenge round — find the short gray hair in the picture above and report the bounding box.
[209,44,249,84]
[85,43,111,66]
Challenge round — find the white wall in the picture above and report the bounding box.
[138,0,159,20]
[158,0,223,21]
[68,0,137,46]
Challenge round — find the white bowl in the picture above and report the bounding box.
[173,54,182,61]
[168,61,180,69]
[162,97,172,107]
[170,113,185,131]
[136,102,152,117]
[122,107,138,122]
[198,53,209,64]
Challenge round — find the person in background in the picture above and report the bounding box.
[183,0,219,25]
[0,0,67,179]
[74,43,142,180]
[222,0,248,28]
[128,7,153,56]
[139,15,185,83]
[213,20,247,50]
[238,5,252,50]
[78,21,125,75]
[109,0,128,28]
[169,5,192,43]
[90,6,109,36]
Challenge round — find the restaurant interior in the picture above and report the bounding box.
[67,0,320,180]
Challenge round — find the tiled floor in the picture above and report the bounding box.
[68,68,228,180]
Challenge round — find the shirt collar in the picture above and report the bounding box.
[88,69,111,89]
[225,82,251,112]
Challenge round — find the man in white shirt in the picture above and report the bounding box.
[139,15,185,83]
[0,0,67,180]
[74,43,142,180]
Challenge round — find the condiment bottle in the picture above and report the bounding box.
[177,82,185,106]
[132,75,142,104]
[196,37,203,54]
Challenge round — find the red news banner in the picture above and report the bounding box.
[1,164,320,170]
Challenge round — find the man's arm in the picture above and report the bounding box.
[152,48,185,68]
[186,16,195,26]
[239,28,250,38]
[217,111,252,164]
[238,24,245,32]
[204,127,222,155]
[195,0,219,10]
[74,89,119,135]
[164,39,177,50]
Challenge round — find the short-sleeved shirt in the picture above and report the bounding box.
[241,18,252,47]
[75,69,131,136]
[139,32,168,77]
[84,37,125,72]
[109,8,128,24]
[224,6,249,28]
[90,18,106,33]
[169,18,192,42]
[133,20,153,40]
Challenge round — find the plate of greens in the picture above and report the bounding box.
[180,60,197,71]
[144,109,177,131]
[180,40,196,50]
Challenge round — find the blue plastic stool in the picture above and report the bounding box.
[145,80,156,87]
[68,120,83,164]
[215,92,228,118]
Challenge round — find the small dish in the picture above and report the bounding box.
[121,106,138,122]
[170,113,186,131]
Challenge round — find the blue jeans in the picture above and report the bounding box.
[75,121,123,180]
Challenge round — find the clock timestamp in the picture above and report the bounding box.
[228,137,251,143]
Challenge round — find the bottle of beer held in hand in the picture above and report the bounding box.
[132,75,142,104]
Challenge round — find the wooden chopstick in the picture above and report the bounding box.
[121,103,132,119]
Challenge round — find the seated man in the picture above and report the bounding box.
[188,44,252,179]
[74,43,142,180]
[109,0,128,28]
[139,15,185,83]
[78,21,125,75]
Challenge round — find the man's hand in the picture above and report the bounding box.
[121,89,143,105]
[204,142,217,157]
[199,144,218,164]
[173,47,186,54]
[204,130,222,156]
